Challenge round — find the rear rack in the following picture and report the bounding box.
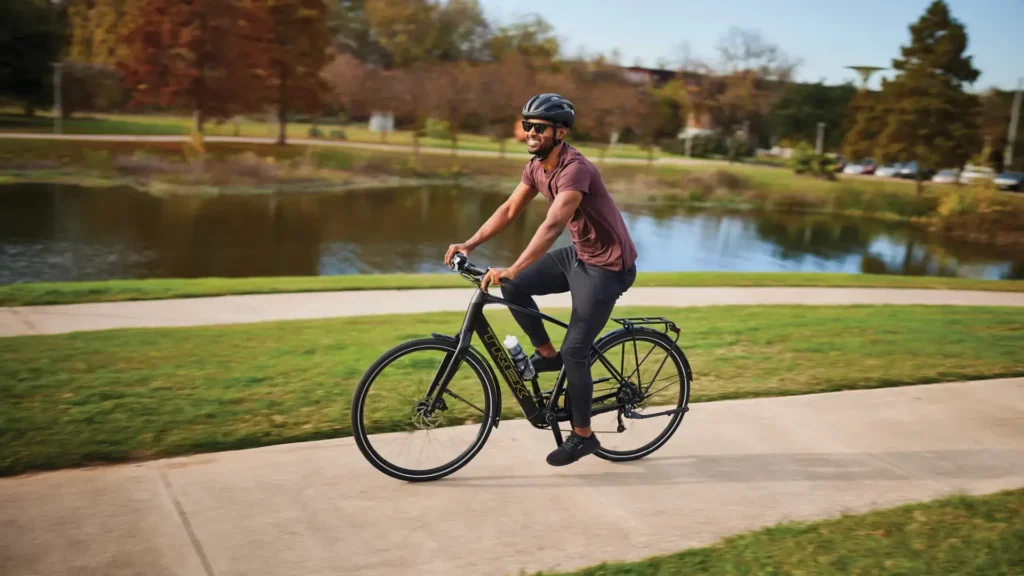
[612,316,681,336]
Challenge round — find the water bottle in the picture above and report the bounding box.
[503,335,536,380]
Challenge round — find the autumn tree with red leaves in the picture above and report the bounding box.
[118,0,272,136]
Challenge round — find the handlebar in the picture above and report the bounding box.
[449,253,488,277]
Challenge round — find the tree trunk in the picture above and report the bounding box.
[499,138,506,159]
[23,103,35,117]
[276,65,288,146]
[192,109,204,134]
[451,132,458,157]
[915,171,923,195]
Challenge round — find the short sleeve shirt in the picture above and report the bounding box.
[521,144,637,271]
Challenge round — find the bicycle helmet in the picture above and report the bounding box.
[522,93,575,129]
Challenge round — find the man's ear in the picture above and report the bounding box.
[558,126,569,140]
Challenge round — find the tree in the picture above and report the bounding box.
[59,60,124,117]
[424,61,480,154]
[978,87,1024,171]
[682,28,798,150]
[322,52,375,120]
[118,0,272,135]
[432,0,490,63]
[478,53,534,157]
[0,0,65,115]
[873,0,981,189]
[648,78,691,140]
[363,0,436,68]
[67,0,126,67]
[487,14,559,67]
[263,0,331,145]
[327,0,390,66]
[770,81,856,150]
[841,89,884,161]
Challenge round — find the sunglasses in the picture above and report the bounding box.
[521,121,556,134]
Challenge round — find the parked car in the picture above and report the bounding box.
[895,161,935,180]
[875,163,903,177]
[842,158,877,175]
[959,165,996,185]
[994,172,1024,191]
[931,169,960,184]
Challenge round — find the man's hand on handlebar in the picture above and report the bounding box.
[444,242,473,268]
[480,267,516,293]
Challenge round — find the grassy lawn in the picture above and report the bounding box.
[2,305,1022,476]
[0,111,660,160]
[2,272,1023,307]
[536,488,1024,575]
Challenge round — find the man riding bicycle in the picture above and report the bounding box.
[444,93,638,467]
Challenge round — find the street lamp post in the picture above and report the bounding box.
[816,122,826,155]
[52,61,62,135]
[1005,77,1023,170]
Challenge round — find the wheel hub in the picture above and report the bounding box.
[616,381,643,406]
[412,398,447,430]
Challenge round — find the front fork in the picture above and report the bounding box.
[422,290,486,415]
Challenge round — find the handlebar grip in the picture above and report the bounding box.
[450,253,486,276]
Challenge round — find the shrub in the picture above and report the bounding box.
[789,142,836,180]
[424,117,452,141]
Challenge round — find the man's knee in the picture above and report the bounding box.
[560,335,591,365]
[499,279,523,301]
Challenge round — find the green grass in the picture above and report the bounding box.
[0,111,661,160]
[2,272,1023,307]
[2,305,1022,476]
[535,488,1024,575]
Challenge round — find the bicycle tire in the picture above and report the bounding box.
[351,337,499,482]
[552,328,691,462]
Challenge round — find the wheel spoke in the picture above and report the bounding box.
[444,388,486,416]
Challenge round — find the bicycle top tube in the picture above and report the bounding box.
[448,253,569,330]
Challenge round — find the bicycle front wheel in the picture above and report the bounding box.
[351,337,498,482]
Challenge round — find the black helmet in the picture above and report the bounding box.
[522,93,575,130]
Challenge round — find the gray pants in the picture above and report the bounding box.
[500,245,636,428]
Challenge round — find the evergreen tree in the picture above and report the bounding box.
[874,0,981,188]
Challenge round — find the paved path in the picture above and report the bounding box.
[2,378,1022,576]
[2,286,1022,337]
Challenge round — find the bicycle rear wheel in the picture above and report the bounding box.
[351,337,499,482]
[553,328,691,462]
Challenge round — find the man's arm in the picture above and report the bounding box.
[445,181,537,266]
[509,189,583,276]
[467,181,537,249]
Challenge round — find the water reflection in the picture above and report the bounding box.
[0,183,1020,284]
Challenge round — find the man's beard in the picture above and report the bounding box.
[532,138,560,160]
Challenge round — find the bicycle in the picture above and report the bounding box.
[351,253,693,482]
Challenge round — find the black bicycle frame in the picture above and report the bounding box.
[422,285,647,429]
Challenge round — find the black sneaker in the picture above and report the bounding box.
[546,432,600,466]
[531,351,563,373]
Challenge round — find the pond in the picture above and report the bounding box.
[1,183,1021,285]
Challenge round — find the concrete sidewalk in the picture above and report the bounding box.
[2,378,1022,576]
[3,286,1022,337]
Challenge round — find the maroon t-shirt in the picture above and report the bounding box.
[521,144,637,271]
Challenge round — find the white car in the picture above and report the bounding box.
[931,169,959,184]
[959,165,996,185]
[842,163,867,175]
[875,163,903,177]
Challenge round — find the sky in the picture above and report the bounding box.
[477,0,1023,92]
